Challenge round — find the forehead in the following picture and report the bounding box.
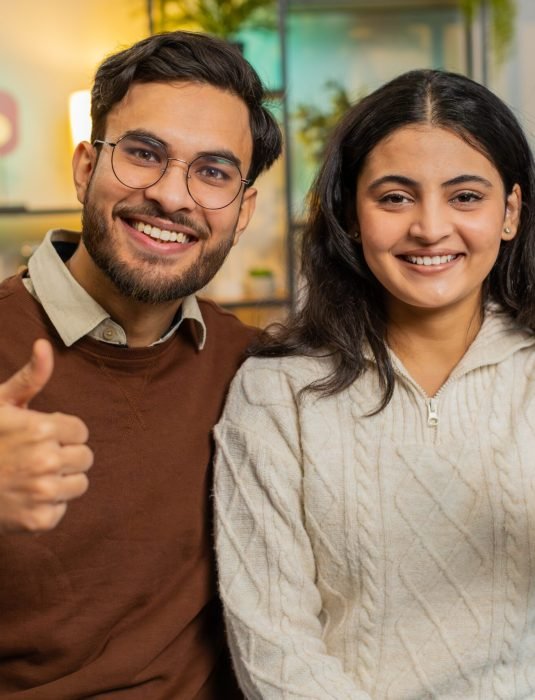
[360,125,500,182]
[105,81,253,165]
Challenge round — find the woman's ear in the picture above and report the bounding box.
[502,183,522,241]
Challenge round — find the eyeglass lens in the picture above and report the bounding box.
[111,135,244,209]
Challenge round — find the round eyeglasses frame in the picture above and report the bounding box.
[93,135,251,210]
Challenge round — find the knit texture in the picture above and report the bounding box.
[214,310,535,699]
[0,274,253,699]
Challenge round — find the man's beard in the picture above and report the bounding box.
[80,197,235,304]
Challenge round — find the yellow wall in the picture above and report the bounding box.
[0,0,148,209]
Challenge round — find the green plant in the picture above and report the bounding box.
[294,81,357,165]
[460,0,516,62]
[248,267,273,277]
[153,0,277,39]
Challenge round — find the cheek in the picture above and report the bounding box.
[360,220,402,259]
[462,216,504,255]
[205,205,242,237]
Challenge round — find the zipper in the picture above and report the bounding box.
[391,357,455,429]
[425,375,456,427]
[426,398,439,427]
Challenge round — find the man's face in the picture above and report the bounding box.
[72,81,256,304]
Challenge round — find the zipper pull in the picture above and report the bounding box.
[427,398,439,427]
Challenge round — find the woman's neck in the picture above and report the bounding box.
[386,298,483,397]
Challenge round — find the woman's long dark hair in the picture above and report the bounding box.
[254,69,535,410]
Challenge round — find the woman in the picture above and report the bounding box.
[214,69,535,699]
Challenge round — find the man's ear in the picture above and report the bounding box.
[232,187,257,247]
[72,141,97,205]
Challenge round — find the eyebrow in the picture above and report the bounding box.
[118,129,242,168]
[367,173,494,190]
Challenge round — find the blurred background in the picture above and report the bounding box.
[1,0,534,326]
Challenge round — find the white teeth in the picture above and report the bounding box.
[406,254,456,266]
[132,220,190,243]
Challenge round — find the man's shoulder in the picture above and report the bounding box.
[0,273,25,301]
[192,297,259,375]
[0,274,39,321]
[196,296,259,341]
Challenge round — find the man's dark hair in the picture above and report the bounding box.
[255,69,535,410]
[90,31,282,183]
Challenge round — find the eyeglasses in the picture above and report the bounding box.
[93,134,250,210]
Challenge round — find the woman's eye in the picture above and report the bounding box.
[378,193,411,205]
[452,191,483,204]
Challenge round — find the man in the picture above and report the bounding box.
[0,31,282,698]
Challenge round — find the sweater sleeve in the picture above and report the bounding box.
[214,361,369,699]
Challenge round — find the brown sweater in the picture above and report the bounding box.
[0,275,254,699]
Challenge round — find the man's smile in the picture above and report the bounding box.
[130,219,195,244]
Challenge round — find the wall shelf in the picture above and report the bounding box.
[0,207,81,216]
[219,298,290,309]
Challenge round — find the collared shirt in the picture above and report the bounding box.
[23,229,207,349]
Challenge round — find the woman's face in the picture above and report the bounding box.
[355,125,521,321]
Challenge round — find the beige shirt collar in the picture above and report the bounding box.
[25,229,207,349]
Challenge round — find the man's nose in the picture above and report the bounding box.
[142,160,197,213]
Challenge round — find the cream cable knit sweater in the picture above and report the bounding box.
[214,311,535,699]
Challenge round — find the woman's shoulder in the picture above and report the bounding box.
[241,352,332,386]
[225,353,334,411]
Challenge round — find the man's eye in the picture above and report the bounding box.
[194,164,234,185]
[201,166,226,180]
[120,139,165,165]
[131,148,161,163]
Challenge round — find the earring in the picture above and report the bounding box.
[504,226,511,235]
[354,229,361,243]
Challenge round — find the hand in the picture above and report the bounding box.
[0,339,93,534]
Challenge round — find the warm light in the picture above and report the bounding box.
[0,90,18,156]
[69,90,91,145]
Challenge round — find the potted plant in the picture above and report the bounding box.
[245,267,276,299]
[460,0,516,61]
[152,0,277,41]
[294,80,356,166]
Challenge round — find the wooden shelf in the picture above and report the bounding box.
[0,207,81,216]
[220,298,290,309]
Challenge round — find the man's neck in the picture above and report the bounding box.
[66,244,183,348]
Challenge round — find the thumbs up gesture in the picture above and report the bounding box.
[0,340,93,534]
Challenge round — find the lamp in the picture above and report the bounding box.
[69,90,91,146]
[0,91,18,156]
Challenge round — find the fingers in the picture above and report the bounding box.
[18,503,68,534]
[0,340,94,534]
[31,472,90,505]
[0,339,54,408]
[0,452,92,535]
[0,403,94,535]
[38,412,89,447]
[0,406,89,447]
[58,444,94,475]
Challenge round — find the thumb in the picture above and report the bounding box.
[0,339,54,408]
